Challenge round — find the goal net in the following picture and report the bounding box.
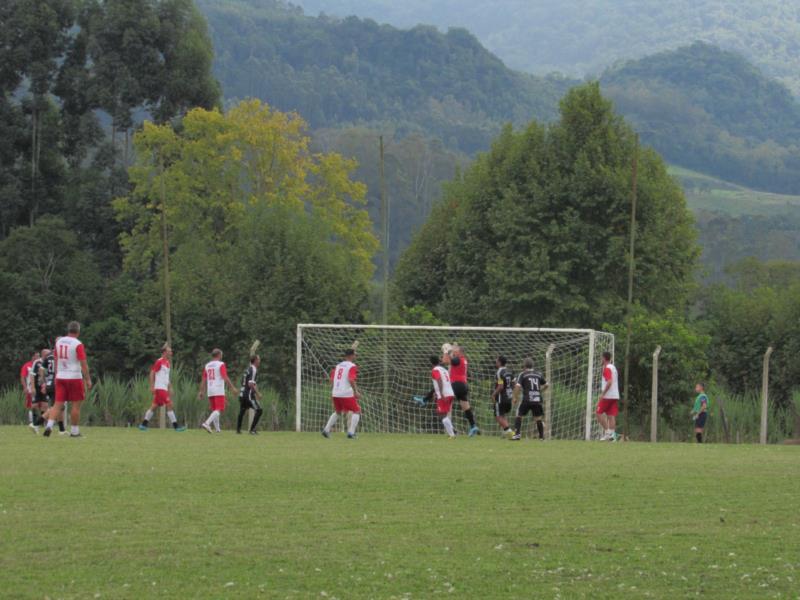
[296,325,614,440]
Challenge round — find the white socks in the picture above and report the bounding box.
[442,417,455,437]
[348,413,360,435]
[28,410,33,424]
[144,409,154,422]
[324,412,338,433]
[204,410,221,431]
[71,425,79,435]
[167,410,177,424]
[46,419,55,430]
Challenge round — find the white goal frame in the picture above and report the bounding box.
[296,324,614,440]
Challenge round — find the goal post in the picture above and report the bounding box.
[296,324,614,439]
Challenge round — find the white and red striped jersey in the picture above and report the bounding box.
[331,360,358,398]
[55,336,86,380]
[432,365,454,399]
[151,358,170,391]
[203,360,228,396]
[601,363,620,400]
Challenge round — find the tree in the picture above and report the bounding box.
[395,83,699,329]
[115,100,378,388]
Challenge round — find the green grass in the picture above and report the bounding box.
[1,429,799,598]
[668,165,800,216]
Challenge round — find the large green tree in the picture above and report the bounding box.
[395,83,699,329]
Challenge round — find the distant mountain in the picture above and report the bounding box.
[294,0,800,95]
[197,0,575,153]
[601,42,800,194]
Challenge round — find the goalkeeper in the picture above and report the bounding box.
[237,355,263,435]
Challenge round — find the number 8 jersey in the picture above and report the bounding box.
[331,360,358,398]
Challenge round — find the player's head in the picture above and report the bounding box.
[161,343,172,358]
[430,355,440,366]
[602,351,612,365]
[523,357,534,370]
[41,348,50,359]
[452,344,463,357]
[496,355,507,368]
[344,348,356,360]
[251,355,261,366]
[67,321,80,335]
[695,382,705,393]
[211,348,223,359]
[30,350,39,360]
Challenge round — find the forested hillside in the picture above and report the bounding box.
[295,0,800,94]
[602,43,800,193]
[196,0,574,154]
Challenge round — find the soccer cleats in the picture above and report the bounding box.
[412,395,427,406]
[510,434,521,441]
[468,426,480,437]
[321,430,330,438]
[137,424,148,431]
[43,428,52,438]
[175,426,187,432]
[201,423,213,434]
[347,433,357,439]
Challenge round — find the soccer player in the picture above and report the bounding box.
[692,382,709,443]
[138,344,186,432]
[511,357,548,441]
[431,355,456,439]
[44,321,91,438]
[198,349,235,433]
[20,351,38,431]
[448,344,480,436]
[29,349,50,432]
[322,348,361,439]
[236,355,263,435]
[40,346,65,434]
[596,351,619,441]
[492,355,515,438]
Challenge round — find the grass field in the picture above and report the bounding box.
[1,428,799,599]
[668,165,800,217]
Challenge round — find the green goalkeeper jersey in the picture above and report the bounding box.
[693,393,708,414]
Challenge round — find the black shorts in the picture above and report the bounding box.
[517,401,543,418]
[34,389,48,404]
[452,381,469,401]
[494,398,512,417]
[239,394,261,411]
[695,412,707,428]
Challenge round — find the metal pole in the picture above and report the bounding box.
[545,344,555,440]
[650,345,661,443]
[623,134,639,441]
[760,346,774,445]
[295,325,303,432]
[159,155,171,430]
[585,331,597,441]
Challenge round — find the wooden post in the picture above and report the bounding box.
[622,135,639,441]
[760,346,774,445]
[650,345,661,442]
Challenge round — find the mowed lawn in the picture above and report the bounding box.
[1,428,799,599]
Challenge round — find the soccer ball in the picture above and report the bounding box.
[441,343,453,355]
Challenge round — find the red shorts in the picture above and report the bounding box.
[25,392,32,409]
[332,396,361,414]
[436,396,454,416]
[153,389,171,406]
[55,379,85,403]
[597,399,619,416]
[209,396,226,412]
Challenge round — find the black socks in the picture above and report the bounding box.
[696,432,702,443]
[251,407,263,432]
[536,420,544,439]
[464,409,476,427]
[514,416,522,435]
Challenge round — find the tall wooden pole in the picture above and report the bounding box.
[379,136,389,431]
[622,134,639,440]
[159,155,171,430]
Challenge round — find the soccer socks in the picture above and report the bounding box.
[213,411,221,432]
[204,410,220,429]
[236,407,247,432]
[251,407,263,432]
[143,409,154,425]
[464,409,476,428]
[696,432,703,443]
[57,420,65,432]
[348,413,360,435]
[442,416,455,437]
[27,410,33,424]
[70,425,79,436]
[514,416,523,435]
[536,420,544,439]
[46,419,56,430]
[323,412,338,433]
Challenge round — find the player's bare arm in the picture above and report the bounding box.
[197,378,207,400]
[149,369,156,393]
[81,358,92,391]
